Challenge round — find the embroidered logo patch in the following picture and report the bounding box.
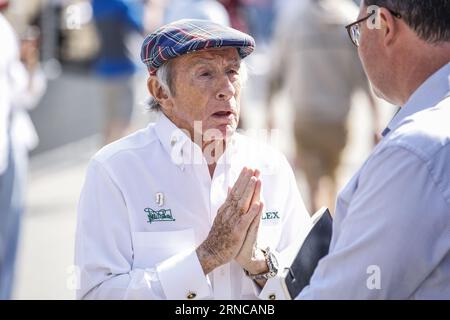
[145,208,176,224]
[262,211,280,220]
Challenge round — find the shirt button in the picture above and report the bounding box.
[187,292,197,300]
[268,294,276,300]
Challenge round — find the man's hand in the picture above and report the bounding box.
[235,170,264,270]
[235,203,266,270]
[196,167,261,275]
[234,176,269,287]
[236,203,269,287]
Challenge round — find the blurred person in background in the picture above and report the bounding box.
[219,0,248,32]
[91,0,145,145]
[163,0,230,26]
[240,0,276,46]
[0,0,46,299]
[267,0,380,213]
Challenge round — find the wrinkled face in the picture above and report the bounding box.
[165,47,242,142]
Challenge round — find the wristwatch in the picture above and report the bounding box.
[244,247,279,280]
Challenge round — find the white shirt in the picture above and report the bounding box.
[0,13,17,174]
[75,113,312,300]
[297,63,450,299]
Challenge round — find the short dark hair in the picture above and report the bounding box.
[364,0,450,44]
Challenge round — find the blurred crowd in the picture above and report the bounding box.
[0,0,381,299]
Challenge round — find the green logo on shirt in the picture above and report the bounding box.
[262,211,280,220]
[145,208,176,224]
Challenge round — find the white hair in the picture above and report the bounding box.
[147,61,173,112]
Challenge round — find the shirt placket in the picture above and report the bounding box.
[188,139,238,299]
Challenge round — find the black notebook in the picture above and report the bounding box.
[281,207,333,299]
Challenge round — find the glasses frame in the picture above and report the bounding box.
[345,8,402,47]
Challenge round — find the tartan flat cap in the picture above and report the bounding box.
[141,19,255,75]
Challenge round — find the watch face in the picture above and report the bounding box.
[263,252,278,279]
[270,252,279,270]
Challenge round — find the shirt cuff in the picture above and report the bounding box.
[250,250,290,300]
[156,248,212,300]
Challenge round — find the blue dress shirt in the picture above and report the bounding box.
[297,62,450,299]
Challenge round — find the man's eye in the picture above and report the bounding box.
[227,69,239,75]
[200,72,211,77]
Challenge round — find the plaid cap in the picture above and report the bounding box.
[141,19,255,75]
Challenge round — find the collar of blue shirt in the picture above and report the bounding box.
[382,62,450,137]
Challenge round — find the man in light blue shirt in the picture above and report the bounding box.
[297,0,450,299]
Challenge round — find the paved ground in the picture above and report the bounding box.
[13,136,98,299]
[12,69,393,299]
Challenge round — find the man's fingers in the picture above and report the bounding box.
[249,169,261,206]
[236,176,258,214]
[249,178,262,208]
[238,201,262,230]
[247,202,263,236]
[229,167,254,200]
[229,167,248,197]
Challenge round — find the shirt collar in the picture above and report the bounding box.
[154,112,192,166]
[382,62,450,137]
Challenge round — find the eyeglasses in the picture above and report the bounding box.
[345,9,402,47]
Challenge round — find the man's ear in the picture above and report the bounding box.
[147,76,172,109]
[379,8,398,47]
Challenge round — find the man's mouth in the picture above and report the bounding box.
[212,111,234,118]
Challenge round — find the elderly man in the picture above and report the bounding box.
[297,0,450,299]
[75,19,312,300]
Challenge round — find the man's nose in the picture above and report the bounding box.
[216,75,236,101]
